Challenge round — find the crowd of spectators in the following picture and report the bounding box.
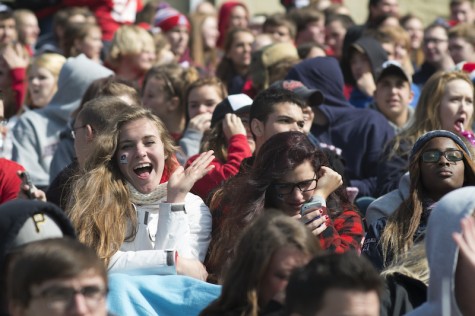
[1,0,475,315]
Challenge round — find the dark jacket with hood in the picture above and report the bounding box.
[286,57,395,197]
[346,36,388,108]
[0,199,76,315]
[412,62,437,88]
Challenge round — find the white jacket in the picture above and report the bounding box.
[108,193,212,275]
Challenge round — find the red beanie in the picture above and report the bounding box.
[154,7,190,33]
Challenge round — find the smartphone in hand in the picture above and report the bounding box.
[301,196,327,225]
[301,199,323,216]
[18,171,35,199]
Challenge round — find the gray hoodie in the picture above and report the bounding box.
[407,186,475,316]
[11,54,113,187]
[366,172,410,227]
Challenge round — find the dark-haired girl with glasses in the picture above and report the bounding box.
[363,130,475,271]
[206,131,364,282]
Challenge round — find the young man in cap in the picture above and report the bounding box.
[270,79,323,136]
[0,199,76,314]
[371,60,414,132]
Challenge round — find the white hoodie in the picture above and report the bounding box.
[407,186,475,316]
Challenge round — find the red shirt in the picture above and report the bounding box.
[0,158,25,204]
[186,134,252,202]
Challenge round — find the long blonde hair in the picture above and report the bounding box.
[391,70,474,157]
[381,242,429,286]
[189,13,219,73]
[67,107,178,265]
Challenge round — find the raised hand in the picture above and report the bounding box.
[222,113,246,140]
[167,150,215,203]
[355,71,376,97]
[187,112,212,133]
[2,43,29,69]
[313,166,343,200]
[17,171,47,201]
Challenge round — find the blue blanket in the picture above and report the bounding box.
[107,274,221,316]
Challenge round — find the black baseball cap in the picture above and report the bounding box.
[376,60,412,83]
[271,80,324,106]
[211,94,253,127]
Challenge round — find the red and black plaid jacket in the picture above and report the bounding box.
[319,208,364,253]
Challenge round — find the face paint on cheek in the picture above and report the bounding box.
[119,153,128,164]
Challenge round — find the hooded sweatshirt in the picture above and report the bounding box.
[286,57,395,197]
[217,1,249,48]
[0,199,76,315]
[347,37,388,108]
[11,54,113,188]
[407,186,475,316]
[365,173,410,227]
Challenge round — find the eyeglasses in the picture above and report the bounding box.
[421,149,464,163]
[32,285,107,311]
[423,38,448,45]
[71,125,88,139]
[272,176,317,196]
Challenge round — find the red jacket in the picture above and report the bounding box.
[186,134,252,202]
